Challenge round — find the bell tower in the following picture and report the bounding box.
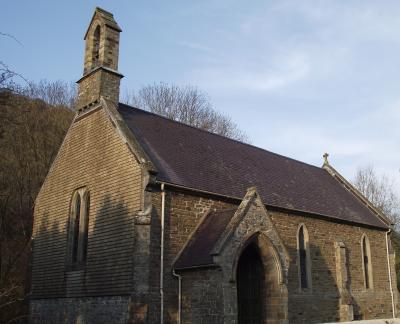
[76,7,123,111]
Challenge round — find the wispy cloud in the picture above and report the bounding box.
[174,0,400,194]
[188,51,310,92]
[5,0,399,192]
[176,40,215,53]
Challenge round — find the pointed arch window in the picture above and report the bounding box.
[361,234,373,289]
[92,25,101,68]
[297,224,312,290]
[68,187,90,266]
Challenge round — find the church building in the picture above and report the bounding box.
[29,8,397,324]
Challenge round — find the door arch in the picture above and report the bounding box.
[237,243,264,323]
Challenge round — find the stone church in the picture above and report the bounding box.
[30,7,397,324]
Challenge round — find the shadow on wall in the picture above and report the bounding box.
[142,193,354,324]
[147,189,163,324]
[147,189,183,324]
[286,241,357,324]
[173,232,345,323]
[30,210,66,323]
[32,210,66,296]
[162,191,181,323]
[32,195,134,324]
[86,195,133,289]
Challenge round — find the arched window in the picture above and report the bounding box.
[68,188,90,266]
[71,193,81,263]
[81,192,90,262]
[361,234,373,289]
[297,224,311,290]
[92,25,101,68]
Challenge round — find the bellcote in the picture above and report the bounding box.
[76,7,123,111]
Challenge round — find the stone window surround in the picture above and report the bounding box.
[296,223,312,292]
[360,233,374,290]
[90,25,101,70]
[219,230,289,324]
[66,186,90,270]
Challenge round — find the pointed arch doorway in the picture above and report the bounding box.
[237,243,265,324]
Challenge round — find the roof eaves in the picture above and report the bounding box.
[159,180,389,230]
[172,208,218,270]
[102,97,157,173]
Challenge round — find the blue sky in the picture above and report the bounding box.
[1,0,399,192]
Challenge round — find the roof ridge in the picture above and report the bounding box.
[118,102,324,172]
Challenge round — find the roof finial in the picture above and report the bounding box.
[323,152,329,166]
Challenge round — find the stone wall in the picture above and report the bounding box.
[30,296,130,324]
[181,268,224,324]
[148,188,236,323]
[269,210,392,322]
[83,10,120,74]
[76,69,121,110]
[209,189,290,324]
[30,110,395,323]
[31,106,142,299]
[77,8,122,110]
[155,187,394,324]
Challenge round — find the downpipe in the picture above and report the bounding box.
[172,269,182,324]
[386,228,396,318]
[160,183,165,324]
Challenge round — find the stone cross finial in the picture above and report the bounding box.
[323,153,329,165]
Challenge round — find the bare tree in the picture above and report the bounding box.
[0,33,25,88]
[123,83,248,142]
[0,81,74,323]
[353,165,400,228]
[0,62,17,87]
[22,80,77,109]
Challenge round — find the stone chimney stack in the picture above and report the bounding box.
[76,7,123,111]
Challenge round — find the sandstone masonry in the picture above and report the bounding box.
[29,7,397,324]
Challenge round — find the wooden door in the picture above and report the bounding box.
[237,243,264,324]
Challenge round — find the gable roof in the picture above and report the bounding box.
[175,187,290,270]
[175,208,237,270]
[84,7,122,40]
[118,103,388,229]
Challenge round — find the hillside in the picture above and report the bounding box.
[0,89,73,323]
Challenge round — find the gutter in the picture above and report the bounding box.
[386,228,396,318]
[160,183,165,324]
[156,180,388,231]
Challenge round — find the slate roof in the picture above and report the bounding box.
[118,103,388,229]
[174,208,237,270]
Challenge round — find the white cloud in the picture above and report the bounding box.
[140,0,400,194]
[188,51,310,92]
